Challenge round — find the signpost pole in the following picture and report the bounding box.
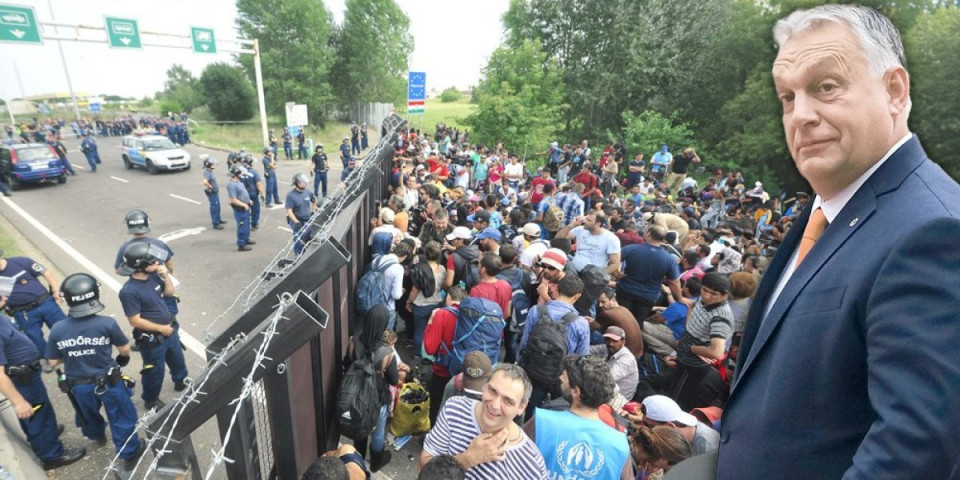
[253,38,269,148]
[45,0,80,121]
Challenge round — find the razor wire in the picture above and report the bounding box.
[101,114,405,479]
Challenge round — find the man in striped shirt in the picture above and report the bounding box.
[421,364,547,479]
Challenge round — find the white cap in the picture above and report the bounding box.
[446,226,472,241]
[755,181,763,187]
[641,395,698,426]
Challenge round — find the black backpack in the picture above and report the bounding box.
[451,247,480,290]
[336,345,391,440]
[520,306,578,387]
[355,256,397,317]
[497,268,532,334]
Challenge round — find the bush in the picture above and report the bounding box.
[158,99,182,116]
[439,87,462,103]
[199,62,256,121]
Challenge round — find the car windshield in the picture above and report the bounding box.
[142,138,177,150]
[17,147,57,162]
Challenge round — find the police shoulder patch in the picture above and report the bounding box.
[31,263,44,273]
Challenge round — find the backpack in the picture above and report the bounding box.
[336,345,391,440]
[497,268,532,334]
[542,203,566,232]
[444,297,505,375]
[355,256,397,317]
[451,248,481,291]
[520,306,579,386]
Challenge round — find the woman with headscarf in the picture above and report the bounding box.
[347,304,398,472]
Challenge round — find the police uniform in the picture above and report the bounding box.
[114,236,178,321]
[46,274,142,464]
[310,146,328,197]
[80,133,101,172]
[202,157,226,229]
[297,131,307,159]
[262,150,281,207]
[360,123,369,150]
[118,246,188,409]
[340,138,353,181]
[285,175,317,256]
[282,131,293,160]
[0,314,85,468]
[241,161,264,230]
[227,166,255,251]
[0,256,66,354]
[350,124,360,155]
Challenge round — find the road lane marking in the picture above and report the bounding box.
[110,176,129,183]
[169,193,202,205]
[277,226,292,232]
[159,227,206,243]
[0,196,207,361]
[73,164,85,170]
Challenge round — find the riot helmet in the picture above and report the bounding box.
[292,173,309,189]
[61,273,105,317]
[229,164,244,177]
[125,209,150,234]
[120,239,161,274]
[201,155,216,168]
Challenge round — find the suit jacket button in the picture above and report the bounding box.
[720,433,730,443]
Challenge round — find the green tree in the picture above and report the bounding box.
[331,0,413,106]
[463,40,566,158]
[137,97,154,108]
[439,87,462,103]
[906,6,960,179]
[161,64,202,112]
[236,0,336,126]
[619,110,695,160]
[198,63,256,121]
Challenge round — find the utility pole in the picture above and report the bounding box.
[45,0,81,121]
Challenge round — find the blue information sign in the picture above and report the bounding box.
[408,72,426,101]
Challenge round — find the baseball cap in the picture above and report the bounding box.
[475,227,501,243]
[642,395,698,426]
[461,351,493,392]
[446,226,472,241]
[379,208,395,224]
[539,248,567,270]
[521,223,541,237]
[467,210,491,224]
[602,326,626,342]
[683,207,696,217]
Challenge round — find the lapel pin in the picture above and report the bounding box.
[849,217,858,227]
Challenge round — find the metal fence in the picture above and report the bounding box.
[139,114,405,479]
[338,102,395,131]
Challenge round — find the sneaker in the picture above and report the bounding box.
[42,447,85,470]
[238,245,252,252]
[213,225,224,230]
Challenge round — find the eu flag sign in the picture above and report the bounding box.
[408,71,426,114]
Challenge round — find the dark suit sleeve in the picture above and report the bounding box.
[846,217,960,479]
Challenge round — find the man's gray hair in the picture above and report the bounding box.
[773,4,905,78]
[491,363,533,404]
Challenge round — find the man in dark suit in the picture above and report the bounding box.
[716,5,960,479]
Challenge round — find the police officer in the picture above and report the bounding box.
[79,130,101,173]
[297,129,307,159]
[117,241,189,410]
[360,122,369,150]
[282,129,293,160]
[262,147,281,207]
[241,156,265,231]
[285,174,317,256]
[46,273,144,469]
[114,210,180,329]
[227,164,256,252]
[0,310,85,469]
[201,156,227,230]
[309,144,328,198]
[0,251,67,356]
[350,123,360,155]
[46,132,75,176]
[340,136,354,182]
[268,129,278,157]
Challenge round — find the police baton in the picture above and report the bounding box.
[56,369,89,429]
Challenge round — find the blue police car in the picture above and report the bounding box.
[0,143,68,190]
[121,134,192,174]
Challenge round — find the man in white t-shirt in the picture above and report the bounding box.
[556,211,621,275]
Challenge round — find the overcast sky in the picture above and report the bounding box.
[0,0,509,101]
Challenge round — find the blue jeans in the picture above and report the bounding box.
[351,140,361,155]
[60,157,76,175]
[84,152,100,171]
[370,404,388,454]
[207,192,222,227]
[288,219,312,256]
[264,174,280,205]
[13,297,66,354]
[250,195,261,228]
[139,325,188,403]
[72,381,141,459]
[15,370,64,461]
[233,207,251,246]
[313,171,328,197]
[298,145,307,159]
[283,145,293,159]
[412,303,439,359]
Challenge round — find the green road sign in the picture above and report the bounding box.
[191,26,215,54]
[105,16,141,49]
[0,3,42,44]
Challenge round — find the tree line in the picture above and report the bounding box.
[157,0,413,127]
[464,0,960,191]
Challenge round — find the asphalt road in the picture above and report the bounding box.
[0,134,348,479]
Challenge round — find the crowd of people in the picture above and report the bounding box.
[320,106,805,479]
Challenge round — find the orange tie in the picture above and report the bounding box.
[795,207,828,267]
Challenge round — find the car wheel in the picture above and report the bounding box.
[123,155,133,170]
[5,173,19,191]
[57,175,67,184]
[146,159,158,175]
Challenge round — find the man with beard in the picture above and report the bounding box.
[589,326,639,400]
